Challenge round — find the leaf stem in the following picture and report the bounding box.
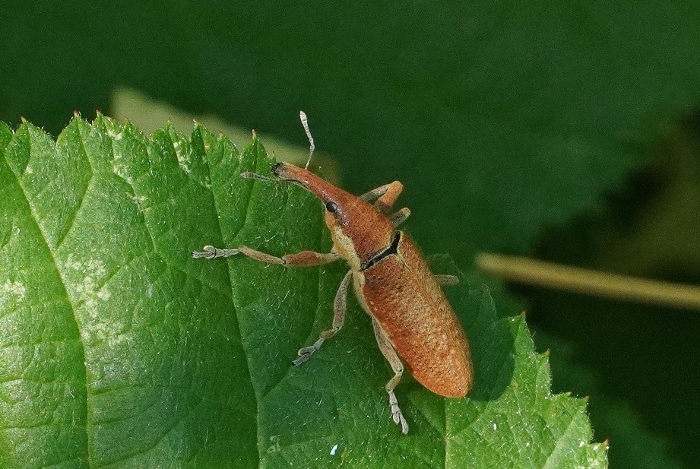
[475,252,700,310]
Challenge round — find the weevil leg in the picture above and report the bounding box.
[359,182,400,204]
[192,245,240,259]
[359,181,404,214]
[293,270,352,365]
[192,245,339,266]
[387,208,411,227]
[371,318,409,434]
[434,274,459,286]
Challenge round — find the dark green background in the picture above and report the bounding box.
[2,1,699,467]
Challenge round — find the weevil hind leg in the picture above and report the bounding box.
[293,270,352,366]
[371,318,409,434]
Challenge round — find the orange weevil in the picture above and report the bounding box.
[192,112,473,434]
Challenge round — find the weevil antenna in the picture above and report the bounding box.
[300,110,315,170]
[240,172,278,183]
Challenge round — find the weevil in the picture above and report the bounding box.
[192,112,473,434]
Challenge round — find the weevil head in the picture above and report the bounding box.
[272,162,395,269]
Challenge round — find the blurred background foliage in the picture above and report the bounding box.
[2,1,699,467]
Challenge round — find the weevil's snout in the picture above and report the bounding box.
[271,161,355,217]
[271,162,330,194]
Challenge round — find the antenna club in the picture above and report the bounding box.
[299,110,315,170]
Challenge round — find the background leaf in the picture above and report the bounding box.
[0,116,604,467]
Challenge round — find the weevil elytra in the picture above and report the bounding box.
[192,113,473,434]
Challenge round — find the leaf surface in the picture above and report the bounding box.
[0,116,605,468]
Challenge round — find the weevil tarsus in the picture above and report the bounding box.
[191,245,240,259]
[387,208,411,227]
[371,317,409,434]
[434,274,459,286]
[292,270,352,365]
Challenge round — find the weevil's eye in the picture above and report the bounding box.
[325,201,339,213]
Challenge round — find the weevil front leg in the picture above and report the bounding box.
[359,181,403,213]
[293,270,352,366]
[192,245,340,266]
[371,318,409,434]
[359,181,411,227]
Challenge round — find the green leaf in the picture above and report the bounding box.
[0,116,605,468]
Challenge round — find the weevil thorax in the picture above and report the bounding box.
[273,162,395,271]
